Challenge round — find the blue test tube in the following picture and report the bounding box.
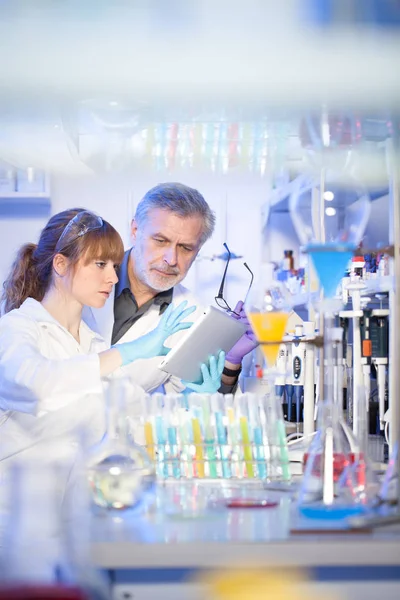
[167,424,180,479]
[215,411,231,478]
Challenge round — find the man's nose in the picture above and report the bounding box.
[163,246,178,266]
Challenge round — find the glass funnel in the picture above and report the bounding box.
[86,378,155,511]
[245,269,291,373]
[289,173,371,307]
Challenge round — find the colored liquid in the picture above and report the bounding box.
[305,242,355,299]
[247,312,289,367]
[88,455,154,510]
[303,452,365,485]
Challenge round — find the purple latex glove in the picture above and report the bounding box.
[225,300,259,365]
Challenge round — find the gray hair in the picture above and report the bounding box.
[134,182,215,246]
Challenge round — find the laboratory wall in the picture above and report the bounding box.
[364,193,389,247]
[0,175,389,306]
[0,172,269,308]
[0,215,47,294]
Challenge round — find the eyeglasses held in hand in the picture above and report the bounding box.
[215,242,254,316]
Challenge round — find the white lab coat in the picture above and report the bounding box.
[0,298,145,465]
[83,283,204,394]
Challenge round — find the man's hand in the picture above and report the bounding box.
[225,300,258,366]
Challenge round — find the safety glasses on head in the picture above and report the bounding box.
[55,211,104,254]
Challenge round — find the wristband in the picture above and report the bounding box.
[223,365,242,378]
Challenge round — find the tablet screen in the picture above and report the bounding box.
[158,306,246,382]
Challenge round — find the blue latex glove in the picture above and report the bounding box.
[225,300,259,365]
[182,350,225,393]
[116,301,196,366]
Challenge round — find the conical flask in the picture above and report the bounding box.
[0,436,109,599]
[87,377,155,511]
[298,321,370,518]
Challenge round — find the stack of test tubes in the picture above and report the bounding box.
[136,393,291,482]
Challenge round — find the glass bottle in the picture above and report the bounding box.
[87,378,155,511]
[283,249,294,272]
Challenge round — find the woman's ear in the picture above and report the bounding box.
[53,253,70,277]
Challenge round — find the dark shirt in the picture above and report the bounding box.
[112,249,173,345]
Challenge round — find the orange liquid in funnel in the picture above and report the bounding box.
[248,312,289,367]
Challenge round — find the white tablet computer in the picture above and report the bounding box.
[158,305,246,383]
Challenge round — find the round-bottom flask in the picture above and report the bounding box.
[87,378,155,511]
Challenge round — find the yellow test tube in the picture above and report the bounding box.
[240,416,254,478]
[144,421,155,461]
[192,418,205,478]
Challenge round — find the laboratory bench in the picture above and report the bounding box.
[90,483,400,600]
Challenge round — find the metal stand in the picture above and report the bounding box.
[387,133,400,512]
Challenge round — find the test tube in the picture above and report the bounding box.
[237,394,255,479]
[264,392,291,482]
[151,393,168,479]
[225,394,239,477]
[201,394,218,478]
[211,393,230,478]
[165,395,181,479]
[188,394,205,478]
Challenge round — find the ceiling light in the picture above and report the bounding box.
[324,190,334,201]
[325,207,336,216]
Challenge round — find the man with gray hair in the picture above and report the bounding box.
[85,182,257,393]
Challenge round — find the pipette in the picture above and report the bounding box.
[274,342,287,403]
[370,304,389,431]
[285,340,294,423]
[360,305,372,416]
[303,321,316,438]
[292,324,305,433]
[342,275,365,437]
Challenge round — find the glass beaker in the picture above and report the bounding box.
[87,377,155,511]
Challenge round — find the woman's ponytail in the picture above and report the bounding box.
[1,243,44,314]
